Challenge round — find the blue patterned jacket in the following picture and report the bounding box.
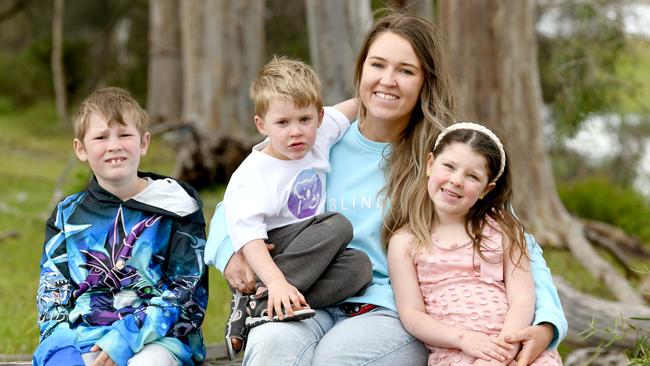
[35,172,208,366]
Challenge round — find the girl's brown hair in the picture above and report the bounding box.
[417,129,528,268]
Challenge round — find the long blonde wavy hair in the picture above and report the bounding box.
[351,12,457,250]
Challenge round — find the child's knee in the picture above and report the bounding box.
[326,213,353,242]
[348,249,373,283]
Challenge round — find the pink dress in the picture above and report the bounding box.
[411,224,562,365]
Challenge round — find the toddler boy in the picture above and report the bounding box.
[213,57,372,359]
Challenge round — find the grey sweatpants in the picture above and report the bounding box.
[263,212,372,308]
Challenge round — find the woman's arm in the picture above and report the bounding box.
[500,233,567,365]
[498,235,535,363]
[527,232,567,346]
[387,232,512,362]
[332,98,358,121]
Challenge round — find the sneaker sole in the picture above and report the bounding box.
[246,308,316,329]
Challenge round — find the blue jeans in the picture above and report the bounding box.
[243,306,428,366]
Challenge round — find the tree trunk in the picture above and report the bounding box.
[51,0,67,126]
[198,0,264,135]
[305,0,372,105]
[169,0,264,188]
[179,0,202,125]
[147,0,182,125]
[437,0,644,304]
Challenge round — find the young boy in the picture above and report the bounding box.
[213,57,372,359]
[34,87,208,366]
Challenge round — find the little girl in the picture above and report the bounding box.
[387,123,562,365]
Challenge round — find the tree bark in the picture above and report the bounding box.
[305,0,372,105]
[437,0,644,304]
[169,0,264,187]
[197,0,264,135]
[51,0,67,126]
[179,0,202,126]
[147,0,182,125]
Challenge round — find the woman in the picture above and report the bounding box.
[208,12,567,365]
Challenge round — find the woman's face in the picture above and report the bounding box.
[359,31,424,130]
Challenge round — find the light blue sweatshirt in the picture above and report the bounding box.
[205,121,567,348]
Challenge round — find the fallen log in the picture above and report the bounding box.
[564,347,628,366]
[562,220,645,304]
[555,275,650,349]
[584,219,650,258]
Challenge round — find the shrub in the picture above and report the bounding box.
[558,177,650,245]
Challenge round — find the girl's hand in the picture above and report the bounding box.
[89,345,116,366]
[265,279,308,320]
[458,330,513,362]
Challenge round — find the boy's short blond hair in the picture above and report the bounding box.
[73,87,149,140]
[250,56,323,117]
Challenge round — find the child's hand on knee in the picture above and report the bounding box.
[266,279,308,319]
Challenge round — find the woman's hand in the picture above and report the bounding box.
[458,330,514,362]
[503,323,554,365]
[224,244,274,294]
[89,345,116,366]
[266,279,309,320]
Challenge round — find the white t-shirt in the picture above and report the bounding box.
[224,107,350,252]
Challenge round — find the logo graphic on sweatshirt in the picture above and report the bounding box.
[288,169,322,218]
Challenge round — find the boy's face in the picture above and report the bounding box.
[73,112,150,189]
[255,98,323,160]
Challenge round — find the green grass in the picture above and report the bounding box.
[0,104,230,353]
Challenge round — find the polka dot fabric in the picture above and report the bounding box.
[411,225,562,365]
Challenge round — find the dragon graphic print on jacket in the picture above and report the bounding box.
[35,172,208,366]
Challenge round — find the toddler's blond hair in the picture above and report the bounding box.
[250,56,323,117]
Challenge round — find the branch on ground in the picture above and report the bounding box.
[0,230,19,243]
[562,217,645,304]
[555,275,650,349]
[584,223,640,280]
[584,219,650,258]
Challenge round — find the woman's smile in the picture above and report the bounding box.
[360,31,424,128]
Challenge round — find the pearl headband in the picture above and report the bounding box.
[433,122,506,183]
